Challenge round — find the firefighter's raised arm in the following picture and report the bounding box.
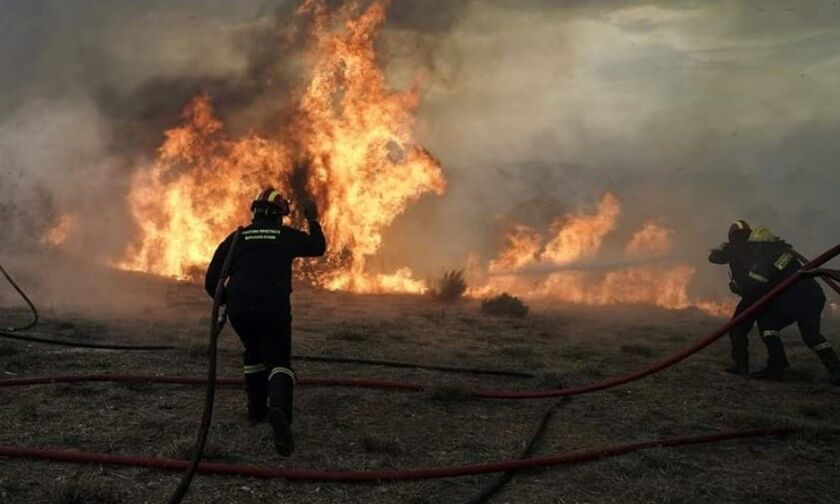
[289,200,327,258]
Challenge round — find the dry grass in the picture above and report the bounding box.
[1,267,839,503]
[0,342,19,357]
[47,478,127,504]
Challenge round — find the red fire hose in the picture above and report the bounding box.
[5,243,838,400]
[0,243,837,491]
[471,243,840,399]
[0,427,823,482]
[0,374,425,391]
[792,249,840,297]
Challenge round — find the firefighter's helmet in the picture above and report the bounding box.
[251,188,290,217]
[728,219,751,243]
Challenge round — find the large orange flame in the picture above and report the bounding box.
[44,0,737,315]
[118,0,445,292]
[543,192,620,265]
[472,193,732,317]
[488,225,543,274]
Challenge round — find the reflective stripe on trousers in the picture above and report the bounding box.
[268,366,296,384]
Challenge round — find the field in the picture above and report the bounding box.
[1,255,839,504]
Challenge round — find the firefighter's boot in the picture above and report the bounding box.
[812,343,840,386]
[267,366,295,456]
[244,366,268,424]
[751,331,789,380]
[725,332,749,376]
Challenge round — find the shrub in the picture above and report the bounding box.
[431,269,467,302]
[481,293,529,318]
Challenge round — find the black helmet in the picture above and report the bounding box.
[728,219,751,243]
[251,187,290,217]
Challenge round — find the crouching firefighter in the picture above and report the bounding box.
[204,188,327,455]
[744,228,840,385]
[735,226,839,384]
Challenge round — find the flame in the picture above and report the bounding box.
[543,192,620,265]
[626,220,672,256]
[488,225,542,273]
[472,194,732,317]
[41,214,78,247]
[489,192,620,274]
[104,0,736,313]
[118,0,445,292]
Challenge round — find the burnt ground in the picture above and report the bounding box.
[1,256,839,503]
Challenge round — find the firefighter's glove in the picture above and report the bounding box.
[302,200,319,222]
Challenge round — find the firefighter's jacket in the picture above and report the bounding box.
[737,228,824,307]
[204,216,327,311]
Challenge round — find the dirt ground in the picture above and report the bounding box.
[1,256,839,503]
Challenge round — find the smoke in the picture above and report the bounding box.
[1,0,839,302]
[382,0,840,294]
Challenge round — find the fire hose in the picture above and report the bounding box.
[0,256,529,375]
[2,259,530,376]
[0,257,174,351]
[4,250,831,371]
[167,228,242,504]
[0,243,836,496]
[0,427,830,482]
[463,401,563,504]
[0,260,38,331]
[2,243,839,400]
[792,249,840,296]
[289,354,533,378]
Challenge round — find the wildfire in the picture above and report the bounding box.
[38,0,736,315]
[472,193,732,317]
[118,0,444,293]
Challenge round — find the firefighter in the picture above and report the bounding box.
[738,227,840,384]
[204,188,326,455]
[708,220,757,376]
